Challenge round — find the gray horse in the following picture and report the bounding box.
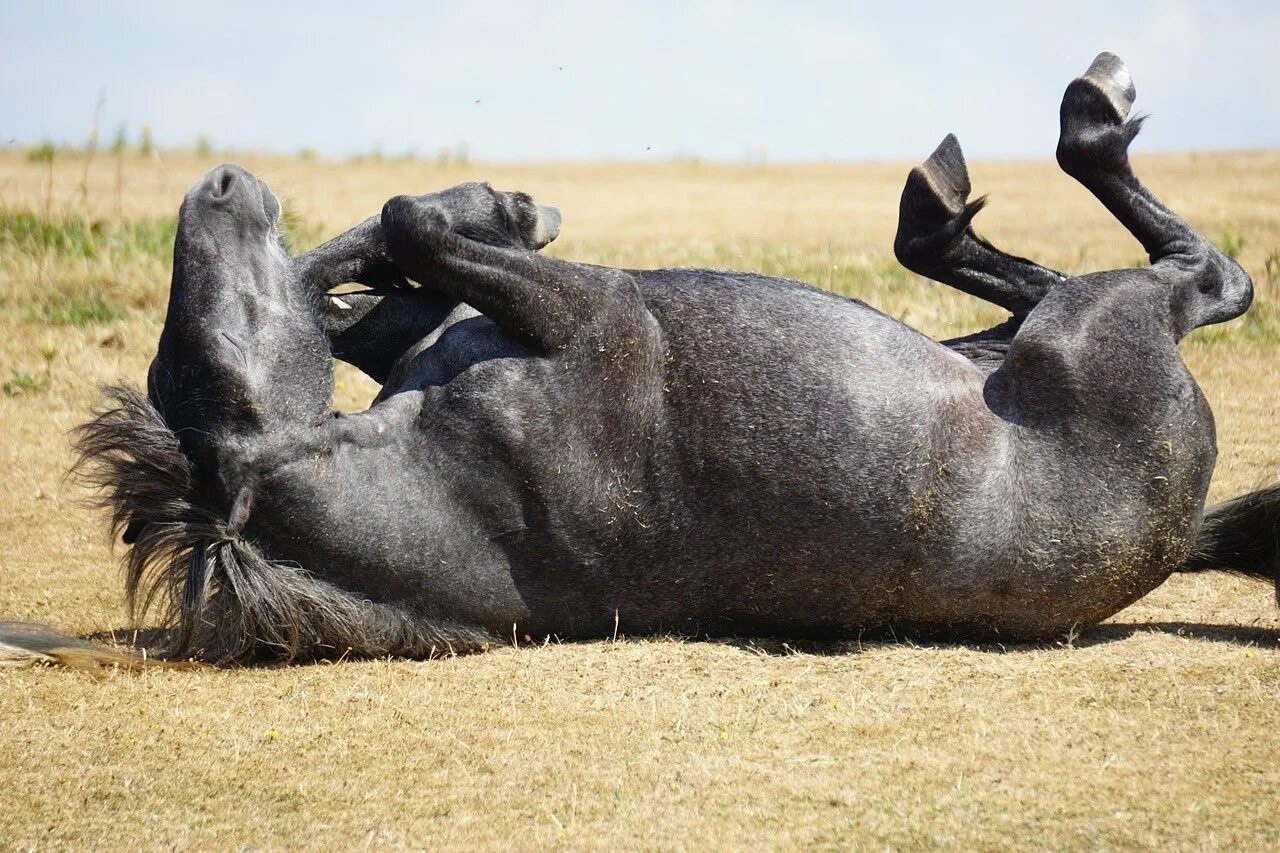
[21,53,1275,666]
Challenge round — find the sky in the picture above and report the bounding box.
[2,1,1278,162]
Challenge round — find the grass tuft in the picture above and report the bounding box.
[0,209,177,262]
[38,292,124,327]
[0,210,102,259]
[26,142,57,163]
[1216,229,1247,260]
[280,207,322,253]
[1,371,47,395]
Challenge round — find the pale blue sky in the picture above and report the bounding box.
[2,1,1277,161]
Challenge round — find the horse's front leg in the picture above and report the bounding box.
[379,186,645,355]
[293,214,406,297]
[293,216,461,384]
[294,193,564,383]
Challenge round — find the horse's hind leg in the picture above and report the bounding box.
[895,134,1066,318]
[1057,52,1251,329]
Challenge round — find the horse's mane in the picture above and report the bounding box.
[72,385,493,663]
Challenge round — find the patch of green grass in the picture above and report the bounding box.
[1,372,48,396]
[0,209,179,262]
[38,292,124,327]
[281,207,322,252]
[0,207,320,262]
[115,217,179,260]
[0,207,326,324]
[0,210,102,258]
[26,142,56,163]
[1216,230,1246,260]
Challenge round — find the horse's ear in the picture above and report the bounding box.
[122,520,145,544]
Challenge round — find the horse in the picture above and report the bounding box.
[6,53,1276,668]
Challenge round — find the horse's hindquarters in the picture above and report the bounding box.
[935,277,1221,636]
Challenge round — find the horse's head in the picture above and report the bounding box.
[149,165,332,451]
[77,169,570,659]
[172,162,289,302]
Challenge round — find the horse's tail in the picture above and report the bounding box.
[0,620,197,675]
[1181,484,1280,600]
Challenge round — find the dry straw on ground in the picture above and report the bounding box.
[0,150,1277,848]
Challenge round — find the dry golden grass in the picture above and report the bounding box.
[0,150,1278,849]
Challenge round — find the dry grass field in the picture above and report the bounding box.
[1,148,1278,849]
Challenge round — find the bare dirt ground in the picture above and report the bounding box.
[1,150,1277,849]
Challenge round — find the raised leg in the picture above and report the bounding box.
[294,214,460,384]
[293,215,408,296]
[381,194,644,354]
[1057,52,1251,331]
[895,134,1066,317]
[301,186,576,375]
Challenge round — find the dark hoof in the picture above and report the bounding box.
[895,134,985,272]
[1075,52,1136,124]
[916,133,971,217]
[1057,52,1142,176]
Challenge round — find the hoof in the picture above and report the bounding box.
[895,134,985,271]
[915,133,972,217]
[1057,52,1142,176]
[1074,52,1136,124]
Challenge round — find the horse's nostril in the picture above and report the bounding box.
[211,168,237,199]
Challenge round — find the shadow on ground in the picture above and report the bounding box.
[79,619,1280,668]
[711,621,1280,657]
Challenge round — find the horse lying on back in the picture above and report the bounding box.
[5,53,1277,669]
